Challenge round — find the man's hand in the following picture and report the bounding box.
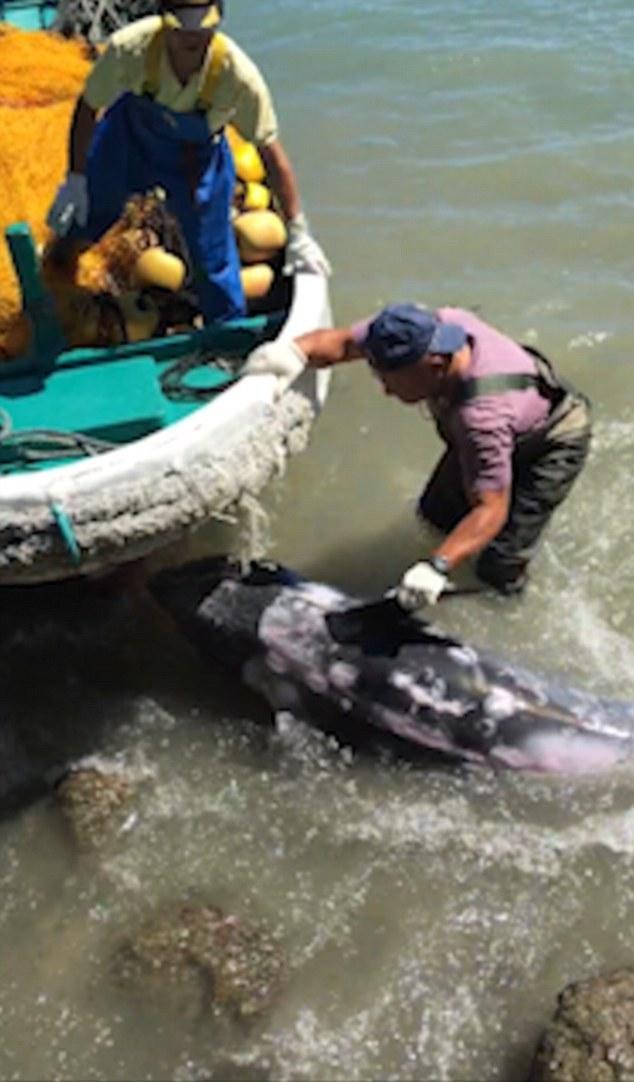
[397,560,448,611]
[283,213,331,277]
[46,172,89,236]
[242,339,308,397]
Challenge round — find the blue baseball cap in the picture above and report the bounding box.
[364,304,467,371]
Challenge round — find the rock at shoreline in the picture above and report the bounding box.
[530,969,634,1081]
[111,903,285,1020]
[55,766,133,851]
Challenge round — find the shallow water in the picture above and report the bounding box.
[3,1,634,1079]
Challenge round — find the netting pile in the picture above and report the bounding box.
[0,25,91,351]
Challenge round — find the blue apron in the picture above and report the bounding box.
[81,90,245,323]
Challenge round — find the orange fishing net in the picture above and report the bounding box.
[0,26,91,354]
[0,23,93,107]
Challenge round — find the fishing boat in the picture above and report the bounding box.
[0,222,331,583]
[0,6,332,584]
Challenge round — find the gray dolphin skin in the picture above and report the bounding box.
[150,558,634,774]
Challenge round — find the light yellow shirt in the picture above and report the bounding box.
[83,16,279,146]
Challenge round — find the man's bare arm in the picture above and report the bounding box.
[434,488,510,569]
[69,97,98,174]
[259,139,301,221]
[295,327,365,368]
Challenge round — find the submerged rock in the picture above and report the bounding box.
[530,969,634,1081]
[111,903,285,1020]
[55,766,133,851]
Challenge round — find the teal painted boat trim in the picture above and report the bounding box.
[5,224,66,363]
[49,501,81,565]
[0,0,57,28]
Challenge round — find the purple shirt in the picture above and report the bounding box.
[353,307,550,493]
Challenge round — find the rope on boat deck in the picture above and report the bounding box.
[0,408,116,466]
[159,351,242,403]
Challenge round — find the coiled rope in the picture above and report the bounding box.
[0,407,116,467]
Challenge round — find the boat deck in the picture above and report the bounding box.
[0,222,285,472]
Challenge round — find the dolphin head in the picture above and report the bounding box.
[149,557,302,669]
[149,556,243,625]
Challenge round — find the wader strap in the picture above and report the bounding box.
[455,372,538,403]
[455,343,573,406]
[197,32,228,111]
[141,29,229,112]
[141,28,165,98]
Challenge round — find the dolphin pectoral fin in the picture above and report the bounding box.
[325,595,406,648]
[325,599,461,657]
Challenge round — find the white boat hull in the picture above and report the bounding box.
[0,273,332,583]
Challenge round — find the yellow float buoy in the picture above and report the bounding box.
[232,141,266,184]
[117,293,161,343]
[133,247,186,292]
[225,123,245,157]
[240,263,274,300]
[234,210,287,264]
[243,181,271,211]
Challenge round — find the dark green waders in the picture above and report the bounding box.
[417,347,592,595]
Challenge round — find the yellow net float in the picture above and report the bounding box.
[240,263,274,300]
[242,181,271,211]
[233,142,265,184]
[225,124,266,184]
[133,247,186,292]
[234,209,287,264]
[117,292,161,343]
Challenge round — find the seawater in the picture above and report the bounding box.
[2,2,634,1079]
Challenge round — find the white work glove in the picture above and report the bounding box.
[46,172,89,236]
[397,559,448,611]
[283,213,331,277]
[242,339,308,397]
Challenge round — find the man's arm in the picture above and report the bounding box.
[258,139,300,221]
[69,96,98,174]
[432,488,511,569]
[241,326,365,392]
[259,138,330,275]
[295,328,366,368]
[46,96,97,234]
[397,487,510,610]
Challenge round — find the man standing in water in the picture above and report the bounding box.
[47,0,329,322]
[244,304,591,608]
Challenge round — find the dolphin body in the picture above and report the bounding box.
[150,557,634,775]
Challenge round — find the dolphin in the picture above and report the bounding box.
[150,557,634,774]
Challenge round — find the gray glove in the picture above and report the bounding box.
[397,560,448,611]
[283,213,331,277]
[242,339,308,397]
[46,172,89,236]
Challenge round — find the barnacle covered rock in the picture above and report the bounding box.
[112,902,285,1020]
[55,765,133,851]
[530,969,634,1081]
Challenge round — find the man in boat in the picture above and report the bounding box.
[46,0,329,322]
[244,304,592,607]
